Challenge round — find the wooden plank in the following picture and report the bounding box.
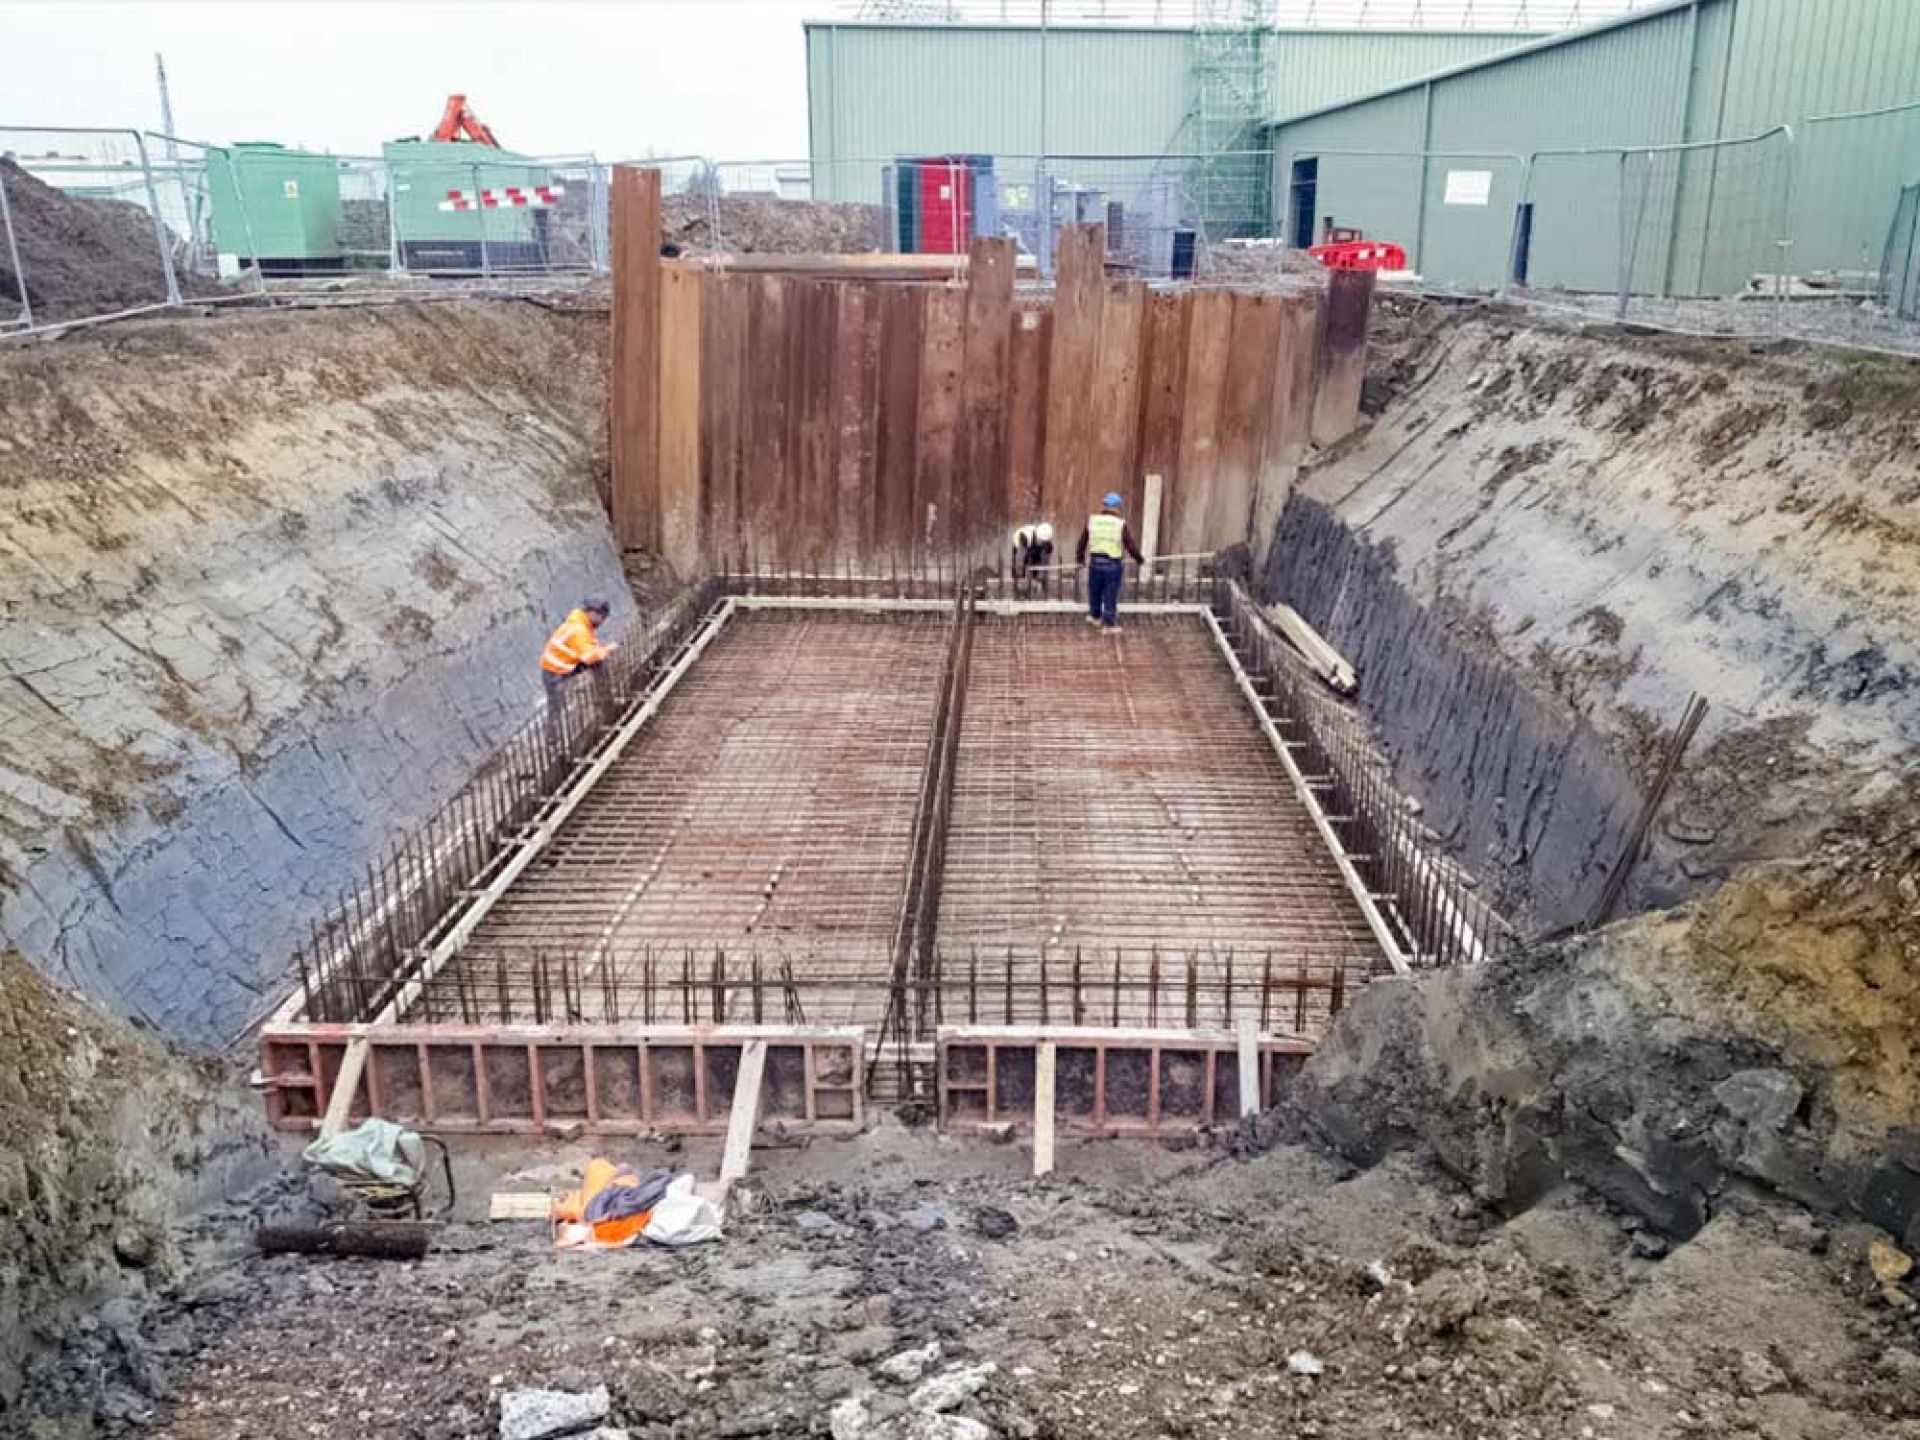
[609,165,663,553]
[658,262,704,579]
[1006,305,1050,532]
[1033,1041,1057,1178]
[699,272,747,569]
[702,252,969,277]
[954,237,1016,554]
[1040,223,1105,540]
[1209,291,1283,553]
[874,285,925,561]
[1270,602,1358,694]
[915,284,966,562]
[1250,292,1320,569]
[829,281,881,565]
[1169,288,1233,557]
[1311,267,1375,446]
[719,1040,768,1189]
[1133,290,1190,560]
[319,1038,367,1140]
[1236,1017,1260,1119]
[742,274,791,567]
[1141,472,1164,563]
[489,1193,553,1221]
[792,279,836,571]
[1088,279,1145,526]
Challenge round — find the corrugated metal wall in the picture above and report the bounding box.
[1268,0,1920,295]
[1270,29,1534,119]
[805,23,1538,204]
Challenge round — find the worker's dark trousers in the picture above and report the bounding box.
[542,669,576,767]
[1088,555,1123,627]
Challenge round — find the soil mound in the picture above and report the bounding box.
[663,191,884,254]
[0,157,218,324]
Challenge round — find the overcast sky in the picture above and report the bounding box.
[2,2,823,162]
[2,0,1638,162]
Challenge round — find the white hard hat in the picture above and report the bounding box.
[1035,522,1054,543]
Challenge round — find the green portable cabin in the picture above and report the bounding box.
[208,142,342,273]
[383,139,554,272]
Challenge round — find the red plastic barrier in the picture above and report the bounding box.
[1307,240,1408,272]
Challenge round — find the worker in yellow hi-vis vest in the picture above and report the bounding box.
[1075,492,1145,632]
[540,597,617,704]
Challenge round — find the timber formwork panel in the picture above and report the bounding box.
[260,1026,863,1136]
[934,613,1378,1036]
[937,1025,1314,1138]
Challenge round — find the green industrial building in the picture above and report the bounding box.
[1265,0,1920,295]
[803,19,1543,215]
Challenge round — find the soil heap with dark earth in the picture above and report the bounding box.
[663,191,885,254]
[0,158,223,324]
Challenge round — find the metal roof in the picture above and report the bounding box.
[1263,0,1702,128]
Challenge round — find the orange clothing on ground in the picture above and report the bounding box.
[554,1156,653,1249]
[541,608,612,676]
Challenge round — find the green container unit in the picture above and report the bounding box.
[384,140,553,272]
[209,142,342,273]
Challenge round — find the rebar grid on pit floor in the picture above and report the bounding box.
[935,612,1382,1030]
[439,610,951,1010]
[402,943,1357,1037]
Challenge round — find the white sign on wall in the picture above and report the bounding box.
[1443,169,1493,207]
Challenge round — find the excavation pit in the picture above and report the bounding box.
[260,572,1501,1139]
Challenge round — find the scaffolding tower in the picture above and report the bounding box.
[1192,0,1273,240]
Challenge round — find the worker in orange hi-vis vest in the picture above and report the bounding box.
[540,597,617,709]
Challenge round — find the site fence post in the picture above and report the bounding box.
[703,157,721,256]
[214,144,270,298]
[133,130,183,306]
[589,156,608,274]
[0,160,32,331]
[1613,149,1631,323]
[386,158,403,276]
[473,160,490,282]
[1773,123,1797,340]
[1037,160,1055,279]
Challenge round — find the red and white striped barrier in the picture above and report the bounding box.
[437,185,566,212]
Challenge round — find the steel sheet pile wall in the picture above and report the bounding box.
[609,166,1369,575]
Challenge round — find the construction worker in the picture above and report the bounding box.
[1011,521,1055,592]
[540,597,617,707]
[1075,492,1145,631]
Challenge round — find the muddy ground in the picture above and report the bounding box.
[58,1118,1919,1440]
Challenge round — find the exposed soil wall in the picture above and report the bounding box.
[0,301,628,1044]
[0,950,273,1432]
[1267,299,1920,926]
[1294,826,1920,1248]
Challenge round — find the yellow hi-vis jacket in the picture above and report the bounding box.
[1087,512,1126,559]
[541,609,612,676]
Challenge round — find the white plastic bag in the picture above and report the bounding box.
[642,1174,723,1246]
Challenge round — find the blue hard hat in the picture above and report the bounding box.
[1103,492,1124,509]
